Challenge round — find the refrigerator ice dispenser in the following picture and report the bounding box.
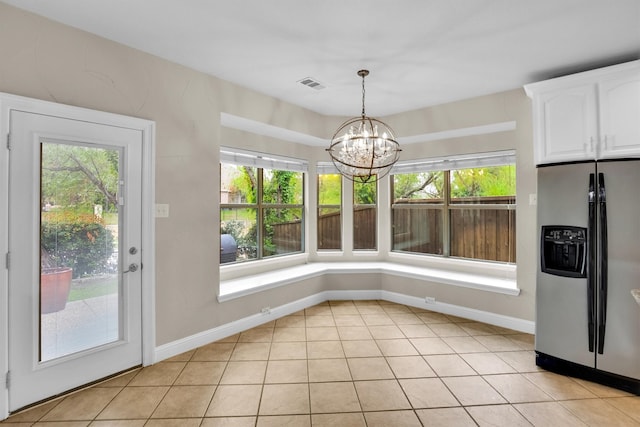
[541,225,587,278]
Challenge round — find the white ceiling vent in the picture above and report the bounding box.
[298,77,326,90]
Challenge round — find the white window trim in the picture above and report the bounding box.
[316,161,339,175]
[220,146,308,172]
[391,149,516,174]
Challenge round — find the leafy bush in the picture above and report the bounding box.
[221,220,255,248]
[41,212,115,278]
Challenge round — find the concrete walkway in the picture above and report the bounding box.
[41,293,119,361]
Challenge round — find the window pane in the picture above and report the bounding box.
[220,208,257,263]
[450,165,515,204]
[450,208,515,262]
[354,206,376,250]
[393,172,444,203]
[354,179,377,205]
[318,174,341,250]
[263,208,303,257]
[318,207,341,250]
[262,169,303,204]
[221,163,257,204]
[40,142,120,361]
[318,174,341,205]
[392,207,443,255]
[354,179,376,250]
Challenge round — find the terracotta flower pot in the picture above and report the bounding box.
[40,267,73,314]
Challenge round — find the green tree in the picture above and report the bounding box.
[393,172,443,200]
[318,174,341,205]
[450,166,515,198]
[354,180,376,205]
[263,170,301,204]
[41,144,119,212]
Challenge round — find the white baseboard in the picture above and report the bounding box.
[155,292,327,362]
[154,290,534,363]
[380,290,535,334]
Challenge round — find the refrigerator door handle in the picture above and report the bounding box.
[597,172,608,354]
[587,173,596,353]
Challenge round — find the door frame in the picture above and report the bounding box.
[0,92,156,419]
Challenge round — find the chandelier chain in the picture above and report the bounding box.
[361,71,366,117]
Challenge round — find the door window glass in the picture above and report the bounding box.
[40,142,121,361]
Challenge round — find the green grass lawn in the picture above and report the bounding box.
[69,276,118,301]
[221,208,255,221]
[103,212,118,225]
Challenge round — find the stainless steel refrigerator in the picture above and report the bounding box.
[536,159,640,394]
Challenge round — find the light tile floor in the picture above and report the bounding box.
[3,300,639,426]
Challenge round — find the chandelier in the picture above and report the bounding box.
[327,69,401,183]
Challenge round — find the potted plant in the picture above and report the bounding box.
[40,246,72,314]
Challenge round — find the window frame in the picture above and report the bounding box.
[220,148,307,265]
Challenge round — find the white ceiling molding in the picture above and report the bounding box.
[221,112,516,149]
[398,121,517,145]
[220,112,327,147]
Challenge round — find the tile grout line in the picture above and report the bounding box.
[4,300,639,425]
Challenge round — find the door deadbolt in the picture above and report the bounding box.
[129,247,138,255]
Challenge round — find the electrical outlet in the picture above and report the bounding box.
[425,296,436,304]
[155,203,170,218]
[261,306,271,314]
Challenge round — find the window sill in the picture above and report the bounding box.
[220,253,308,282]
[218,261,519,302]
[387,251,516,280]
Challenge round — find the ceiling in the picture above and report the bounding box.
[3,0,639,117]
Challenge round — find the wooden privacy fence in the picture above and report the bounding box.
[450,207,515,262]
[269,220,302,255]
[273,196,516,262]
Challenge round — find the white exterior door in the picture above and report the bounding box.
[7,110,144,411]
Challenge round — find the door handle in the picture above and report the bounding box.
[123,263,139,274]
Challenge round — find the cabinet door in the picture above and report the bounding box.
[536,84,597,164]
[598,70,640,159]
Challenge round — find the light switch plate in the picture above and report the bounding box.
[155,203,170,218]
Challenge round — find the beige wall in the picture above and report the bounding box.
[0,2,536,347]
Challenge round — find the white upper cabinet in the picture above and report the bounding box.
[598,69,640,159]
[525,61,640,165]
[535,84,598,163]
